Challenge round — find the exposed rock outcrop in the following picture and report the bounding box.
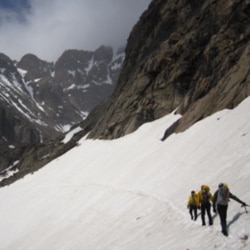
[81,0,250,139]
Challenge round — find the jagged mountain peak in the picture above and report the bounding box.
[17,53,54,81]
[0,45,124,152]
[93,45,113,61]
[55,46,114,67]
[55,49,92,68]
[0,52,12,64]
[19,53,49,63]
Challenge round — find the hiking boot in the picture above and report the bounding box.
[222,230,228,237]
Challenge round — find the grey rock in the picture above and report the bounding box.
[81,0,250,140]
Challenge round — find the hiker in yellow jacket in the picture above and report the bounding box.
[187,190,199,220]
[198,185,213,226]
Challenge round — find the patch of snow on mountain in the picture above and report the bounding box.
[110,62,123,71]
[0,74,12,88]
[62,126,83,143]
[55,124,72,133]
[105,73,113,84]
[80,84,90,89]
[17,68,27,77]
[66,84,76,91]
[34,78,41,83]
[11,99,47,126]
[80,110,88,118]
[11,73,23,92]
[0,161,19,182]
[85,56,94,75]
[68,70,76,77]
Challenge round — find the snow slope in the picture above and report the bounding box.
[0,97,250,250]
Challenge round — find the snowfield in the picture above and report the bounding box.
[0,97,250,250]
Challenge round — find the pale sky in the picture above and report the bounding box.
[0,0,151,62]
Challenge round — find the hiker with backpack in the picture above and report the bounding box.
[198,185,213,226]
[187,190,199,221]
[213,183,247,236]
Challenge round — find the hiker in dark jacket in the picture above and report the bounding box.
[198,185,213,226]
[213,183,246,236]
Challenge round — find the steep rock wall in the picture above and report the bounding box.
[83,0,250,139]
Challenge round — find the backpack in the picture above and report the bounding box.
[217,186,229,205]
[201,189,210,204]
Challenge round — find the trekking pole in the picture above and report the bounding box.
[242,204,249,214]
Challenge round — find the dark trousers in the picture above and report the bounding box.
[201,203,213,225]
[217,204,228,236]
[189,205,198,220]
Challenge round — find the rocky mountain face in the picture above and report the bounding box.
[0,46,124,143]
[1,0,250,185]
[80,0,250,140]
[0,46,124,172]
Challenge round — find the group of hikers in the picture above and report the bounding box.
[187,183,247,236]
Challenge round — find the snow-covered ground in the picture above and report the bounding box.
[0,97,250,250]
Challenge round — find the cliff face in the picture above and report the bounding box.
[83,0,250,139]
